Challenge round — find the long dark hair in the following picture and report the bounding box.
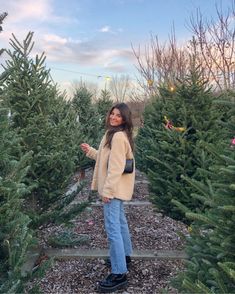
[104,103,134,151]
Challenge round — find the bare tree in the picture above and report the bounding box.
[133,1,235,94]
[189,1,235,90]
[108,74,131,102]
[132,28,192,96]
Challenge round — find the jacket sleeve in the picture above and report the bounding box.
[86,147,98,161]
[102,132,127,198]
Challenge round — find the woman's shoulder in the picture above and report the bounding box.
[113,131,127,140]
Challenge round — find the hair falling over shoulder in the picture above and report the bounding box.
[104,103,134,151]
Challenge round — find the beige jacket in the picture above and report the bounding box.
[86,131,135,201]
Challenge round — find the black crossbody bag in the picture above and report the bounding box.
[123,159,134,174]
[107,158,134,174]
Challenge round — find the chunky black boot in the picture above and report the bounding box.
[97,273,128,293]
[105,256,131,269]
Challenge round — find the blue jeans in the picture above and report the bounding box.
[103,198,132,274]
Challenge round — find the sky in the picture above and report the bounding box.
[0,0,233,95]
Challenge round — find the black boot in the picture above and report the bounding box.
[97,273,128,293]
[105,256,131,269]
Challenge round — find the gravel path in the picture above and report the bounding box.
[26,169,187,294]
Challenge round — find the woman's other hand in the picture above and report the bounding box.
[80,143,90,154]
[102,196,111,203]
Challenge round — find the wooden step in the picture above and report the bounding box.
[44,248,187,260]
[90,200,152,207]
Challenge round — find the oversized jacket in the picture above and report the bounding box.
[86,131,135,201]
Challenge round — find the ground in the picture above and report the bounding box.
[26,168,188,294]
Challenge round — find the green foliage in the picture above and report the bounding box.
[0,108,33,293]
[0,32,92,292]
[72,86,103,170]
[173,98,235,293]
[0,32,109,293]
[48,230,90,247]
[135,66,230,221]
[95,89,113,126]
[1,32,86,227]
[173,145,235,293]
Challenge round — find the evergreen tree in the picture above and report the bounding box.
[0,12,7,69]
[173,98,235,293]
[174,93,235,293]
[95,89,113,126]
[0,107,33,293]
[135,95,168,174]
[72,86,103,172]
[0,12,7,34]
[1,32,86,228]
[135,66,228,221]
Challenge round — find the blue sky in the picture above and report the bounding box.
[0,0,233,94]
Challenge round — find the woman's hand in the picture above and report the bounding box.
[102,196,111,203]
[80,143,90,154]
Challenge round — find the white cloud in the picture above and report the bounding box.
[98,25,123,34]
[43,34,68,45]
[99,26,111,33]
[0,0,134,76]
[1,29,134,74]
[103,62,128,72]
[2,0,74,24]
[3,0,53,23]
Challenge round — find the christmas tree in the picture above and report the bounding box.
[72,85,103,173]
[95,89,113,126]
[1,32,86,228]
[0,12,7,56]
[173,96,235,293]
[0,16,33,293]
[0,107,33,293]
[135,65,229,221]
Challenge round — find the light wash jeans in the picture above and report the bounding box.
[103,198,132,274]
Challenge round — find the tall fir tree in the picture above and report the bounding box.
[135,65,229,221]
[1,32,86,228]
[0,12,7,56]
[0,107,33,293]
[0,14,34,293]
[95,89,113,126]
[72,86,103,172]
[173,97,235,293]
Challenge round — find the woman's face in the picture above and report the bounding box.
[109,108,123,127]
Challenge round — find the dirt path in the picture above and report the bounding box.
[26,169,187,294]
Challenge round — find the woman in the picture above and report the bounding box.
[80,103,135,293]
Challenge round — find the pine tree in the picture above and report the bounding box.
[0,16,33,293]
[173,97,235,293]
[0,107,33,293]
[0,12,7,67]
[0,12,7,33]
[72,86,103,172]
[135,66,229,221]
[1,32,86,228]
[95,89,113,126]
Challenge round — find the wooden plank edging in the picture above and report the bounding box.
[44,248,187,260]
[90,200,152,207]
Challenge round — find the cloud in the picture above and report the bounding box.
[99,26,111,33]
[2,0,74,24]
[104,62,128,73]
[4,0,52,23]
[29,33,135,73]
[98,25,123,35]
[0,0,134,76]
[1,29,135,74]
[43,34,68,45]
